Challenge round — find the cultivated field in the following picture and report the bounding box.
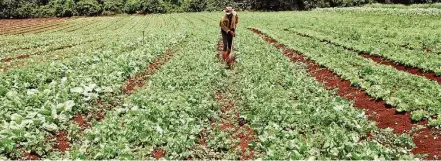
[1,9,441,160]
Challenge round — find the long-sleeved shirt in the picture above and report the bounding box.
[219,14,239,33]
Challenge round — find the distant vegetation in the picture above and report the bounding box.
[363,2,441,8]
[1,0,440,18]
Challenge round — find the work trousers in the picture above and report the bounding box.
[221,29,235,51]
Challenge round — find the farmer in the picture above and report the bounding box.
[219,7,239,62]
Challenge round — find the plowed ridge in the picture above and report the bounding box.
[284,29,441,84]
[250,28,441,159]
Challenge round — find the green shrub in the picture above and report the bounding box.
[102,0,124,15]
[428,118,441,127]
[142,0,168,13]
[0,0,439,18]
[34,5,57,18]
[410,110,429,122]
[76,0,101,16]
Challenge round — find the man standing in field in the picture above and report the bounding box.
[219,7,238,67]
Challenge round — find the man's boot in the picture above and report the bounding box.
[222,51,229,60]
[224,49,231,60]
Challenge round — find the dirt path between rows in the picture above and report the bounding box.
[0,18,67,35]
[19,40,184,160]
[1,38,99,64]
[284,29,441,84]
[194,39,256,160]
[213,39,256,160]
[250,28,441,160]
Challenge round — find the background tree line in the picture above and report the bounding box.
[1,0,440,18]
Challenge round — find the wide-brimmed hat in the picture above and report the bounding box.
[224,7,236,15]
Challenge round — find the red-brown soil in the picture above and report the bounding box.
[358,53,441,84]
[55,41,181,159]
[15,40,182,160]
[123,45,176,94]
[250,28,441,159]
[1,54,30,62]
[1,39,97,64]
[215,91,256,160]
[54,131,70,152]
[0,18,67,35]
[22,152,41,160]
[73,113,89,128]
[152,149,165,159]
[210,40,256,160]
[286,29,441,84]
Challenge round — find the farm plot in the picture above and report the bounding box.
[0,16,174,72]
[0,18,68,35]
[241,10,441,159]
[0,9,441,160]
[0,14,191,159]
[243,11,441,123]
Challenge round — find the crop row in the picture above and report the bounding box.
[0,14,191,159]
[0,16,160,72]
[0,16,130,50]
[0,16,140,58]
[315,7,441,16]
[0,19,67,35]
[250,26,441,126]
[27,14,417,160]
[284,28,441,75]
[244,11,441,74]
[288,15,441,54]
[45,14,225,160]
[0,12,438,159]
[0,21,67,36]
[234,26,415,160]
[248,27,441,159]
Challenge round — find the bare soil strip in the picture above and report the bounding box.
[15,40,184,160]
[0,18,61,29]
[250,28,441,159]
[65,40,182,158]
[0,19,67,35]
[122,42,179,95]
[14,23,65,35]
[283,29,441,84]
[209,39,256,160]
[64,21,100,33]
[123,39,186,160]
[1,39,99,64]
[397,43,441,55]
[214,90,256,160]
[0,44,108,73]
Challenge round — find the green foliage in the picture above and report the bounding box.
[1,11,439,160]
[180,0,207,12]
[123,0,143,14]
[0,0,392,18]
[247,11,441,127]
[1,1,36,18]
[204,0,235,11]
[76,0,101,16]
[364,2,441,8]
[429,118,441,127]
[428,118,441,127]
[50,0,76,17]
[231,20,415,159]
[33,5,57,18]
[141,0,168,13]
[0,15,187,158]
[101,0,125,15]
[411,110,429,121]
